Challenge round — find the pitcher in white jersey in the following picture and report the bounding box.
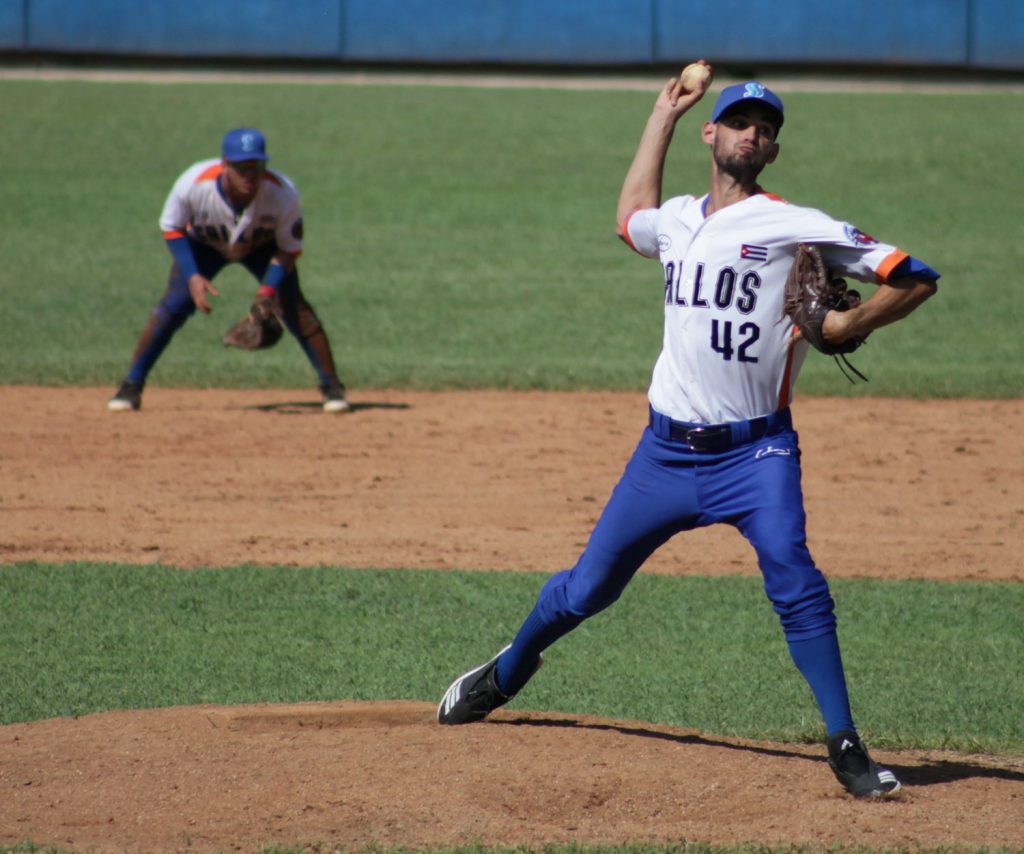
[107,128,350,413]
[437,65,939,799]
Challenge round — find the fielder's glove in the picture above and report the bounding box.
[783,244,868,382]
[222,297,284,350]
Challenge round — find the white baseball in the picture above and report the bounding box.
[680,62,712,91]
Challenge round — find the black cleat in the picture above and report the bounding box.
[320,378,351,413]
[107,379,143,412]
[437,645,541,725]
[828,730,901,798]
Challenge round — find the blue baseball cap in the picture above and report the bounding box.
[222,128,270,162]
[711,82,785,130]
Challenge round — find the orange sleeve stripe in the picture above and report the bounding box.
[163,229,187,239]
[618,210,642,254]
[875,249,909,284]
[195,163,223,183]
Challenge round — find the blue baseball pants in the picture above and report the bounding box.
[496,407,856,736]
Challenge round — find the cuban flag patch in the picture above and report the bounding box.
[741,244,768,261]
[843,223,878,246]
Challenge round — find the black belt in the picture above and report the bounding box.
[648,406,792,453]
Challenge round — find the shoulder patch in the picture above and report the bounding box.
[843,223,878,246]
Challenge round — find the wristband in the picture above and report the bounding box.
[165,236,199,281]
[260,261,288,291]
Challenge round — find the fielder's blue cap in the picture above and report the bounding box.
[711,82,785,130]
[222,127,270,162]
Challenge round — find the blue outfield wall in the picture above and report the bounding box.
[19,0,343,58]
[1,0,1021,71]
[652,0,969,66]
[342,0,655,65]
[0,0,25,50]
[969,0,1024,67]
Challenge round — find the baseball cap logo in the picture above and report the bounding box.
[710,82,785,129]
[222,127,269,162]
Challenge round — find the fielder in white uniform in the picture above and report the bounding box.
[438,68,939,799]
[108,128,350,413]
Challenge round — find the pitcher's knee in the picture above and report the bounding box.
[542,567,624,620]
[561,565,622,618]
[565,583,622,617]
[771,586,837,640]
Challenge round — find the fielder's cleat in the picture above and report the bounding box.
[107,379,143,412]
[827,730,902,798]
[320,378,351,413]
[437,645,542,725]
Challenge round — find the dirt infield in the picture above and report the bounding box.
[1,387,1022,852]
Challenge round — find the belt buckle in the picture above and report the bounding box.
[685,425,729,452]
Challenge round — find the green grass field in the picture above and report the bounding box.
[1,563,1021,756]
[1,78,1022,395]
[1,75,1022,854]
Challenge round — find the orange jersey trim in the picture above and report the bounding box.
[618,209,643,254]
[875,249,909,284]
[163,229,187,240]
[777,328,799,411]
[759,190,789,204]
[195,163,224,183]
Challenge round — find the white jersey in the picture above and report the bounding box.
[158,159,303,261]
[623,191,908,424]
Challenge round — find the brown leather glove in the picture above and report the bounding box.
[783,244,864,355]
[222,297,284,350]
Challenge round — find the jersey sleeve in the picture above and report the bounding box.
[799,211,910,285]
[158,169,196,237]
[887,254,940,281]
[621,207,661,258]
[275,200,303,254]
[271,176,303,255]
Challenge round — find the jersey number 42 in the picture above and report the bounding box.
[710,319,760,363]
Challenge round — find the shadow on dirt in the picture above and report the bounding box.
[237,399,412,413]
[500,716,1024,788]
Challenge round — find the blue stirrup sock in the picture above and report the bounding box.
[297,337,330,385]
[499,604,857,736]
[494,603,582,696]
[787,630,856,736]
[128,309,186,384]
